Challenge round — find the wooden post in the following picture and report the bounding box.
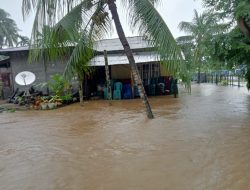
[104,50,112,105]
[238,75,240,87]
[79,78,84,106]
[131,71,134,98]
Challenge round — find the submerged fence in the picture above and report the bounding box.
[196,71,246,87]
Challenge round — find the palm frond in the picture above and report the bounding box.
[125,0,187,78]
[0,8,20,48]
[178,21,195,34]
[176,35,194,44]
[63,32,94,79]
[26,0,112,80]
[63,2,113,78]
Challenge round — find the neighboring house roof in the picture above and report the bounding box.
[0,36,176,67]
[0,36,157,67]
[93,36,153,52]
[0,36,153,53]
[0,46,29,53]
[89,52,159,66]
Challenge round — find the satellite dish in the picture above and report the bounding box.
[15,71,36,86]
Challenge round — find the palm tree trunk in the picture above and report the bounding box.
[104,50,112,105]
[237,17,250,38]
[107,0,154,119]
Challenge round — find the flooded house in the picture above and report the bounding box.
[0,36,174,99]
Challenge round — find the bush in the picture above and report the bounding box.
[48,74,70,96]
[220,80,228,86]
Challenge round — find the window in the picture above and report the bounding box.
[137,62,160,83]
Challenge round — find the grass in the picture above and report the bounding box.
[0,106,16,113]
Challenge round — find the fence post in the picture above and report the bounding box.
[238,75,240,87]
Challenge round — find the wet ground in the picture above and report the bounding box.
[0,84,250,190]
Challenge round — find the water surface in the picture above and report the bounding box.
[0,84,249,190]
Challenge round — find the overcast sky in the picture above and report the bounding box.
[0,0,203,39]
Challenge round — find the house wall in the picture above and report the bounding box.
[110,63,171,80]
[9,51,67,92]
[160,63,171,76]
[111,65,131,79]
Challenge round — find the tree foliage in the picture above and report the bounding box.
[201,0,250,87]
[0,8,29,49]
[177,9,227,82]
[22,0,188,80]
[0,8,19,48]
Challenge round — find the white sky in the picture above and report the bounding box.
[0,0,203,39]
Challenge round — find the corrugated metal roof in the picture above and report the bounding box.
[0,46,29,53]
[93,36,153,52]
[89,51,159,66]
[0,36,152,53]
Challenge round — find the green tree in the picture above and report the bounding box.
[0,8,29,49]
[177,10,227,83]
[22,0,188,119]
[201,0,250,38]
[16,35,30,47]
[0,8,19,49]
[202,0,250,88]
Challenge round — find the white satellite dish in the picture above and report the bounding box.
[15,71,36,86]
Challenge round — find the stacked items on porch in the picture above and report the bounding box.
[156,76,166,95]
[113,82,122,100]
[101,76,176,100]
[103,81,133,100]
[123,84,132,99]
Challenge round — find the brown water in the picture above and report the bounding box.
[0,84,249,190]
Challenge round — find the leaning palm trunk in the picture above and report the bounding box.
[107,0,154,119]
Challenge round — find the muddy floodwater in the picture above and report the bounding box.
[0,84,250,190]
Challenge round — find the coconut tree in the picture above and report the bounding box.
[0,8,19,49]
[22,0,186,119]
[0,8,30,49]
[16,35,30,47]
[177,10,227,83]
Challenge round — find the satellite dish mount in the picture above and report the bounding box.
[15,71,36,97]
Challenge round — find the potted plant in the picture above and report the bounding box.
[40,97,49,110]
[48,95,62,109]
[48,98,56,109]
